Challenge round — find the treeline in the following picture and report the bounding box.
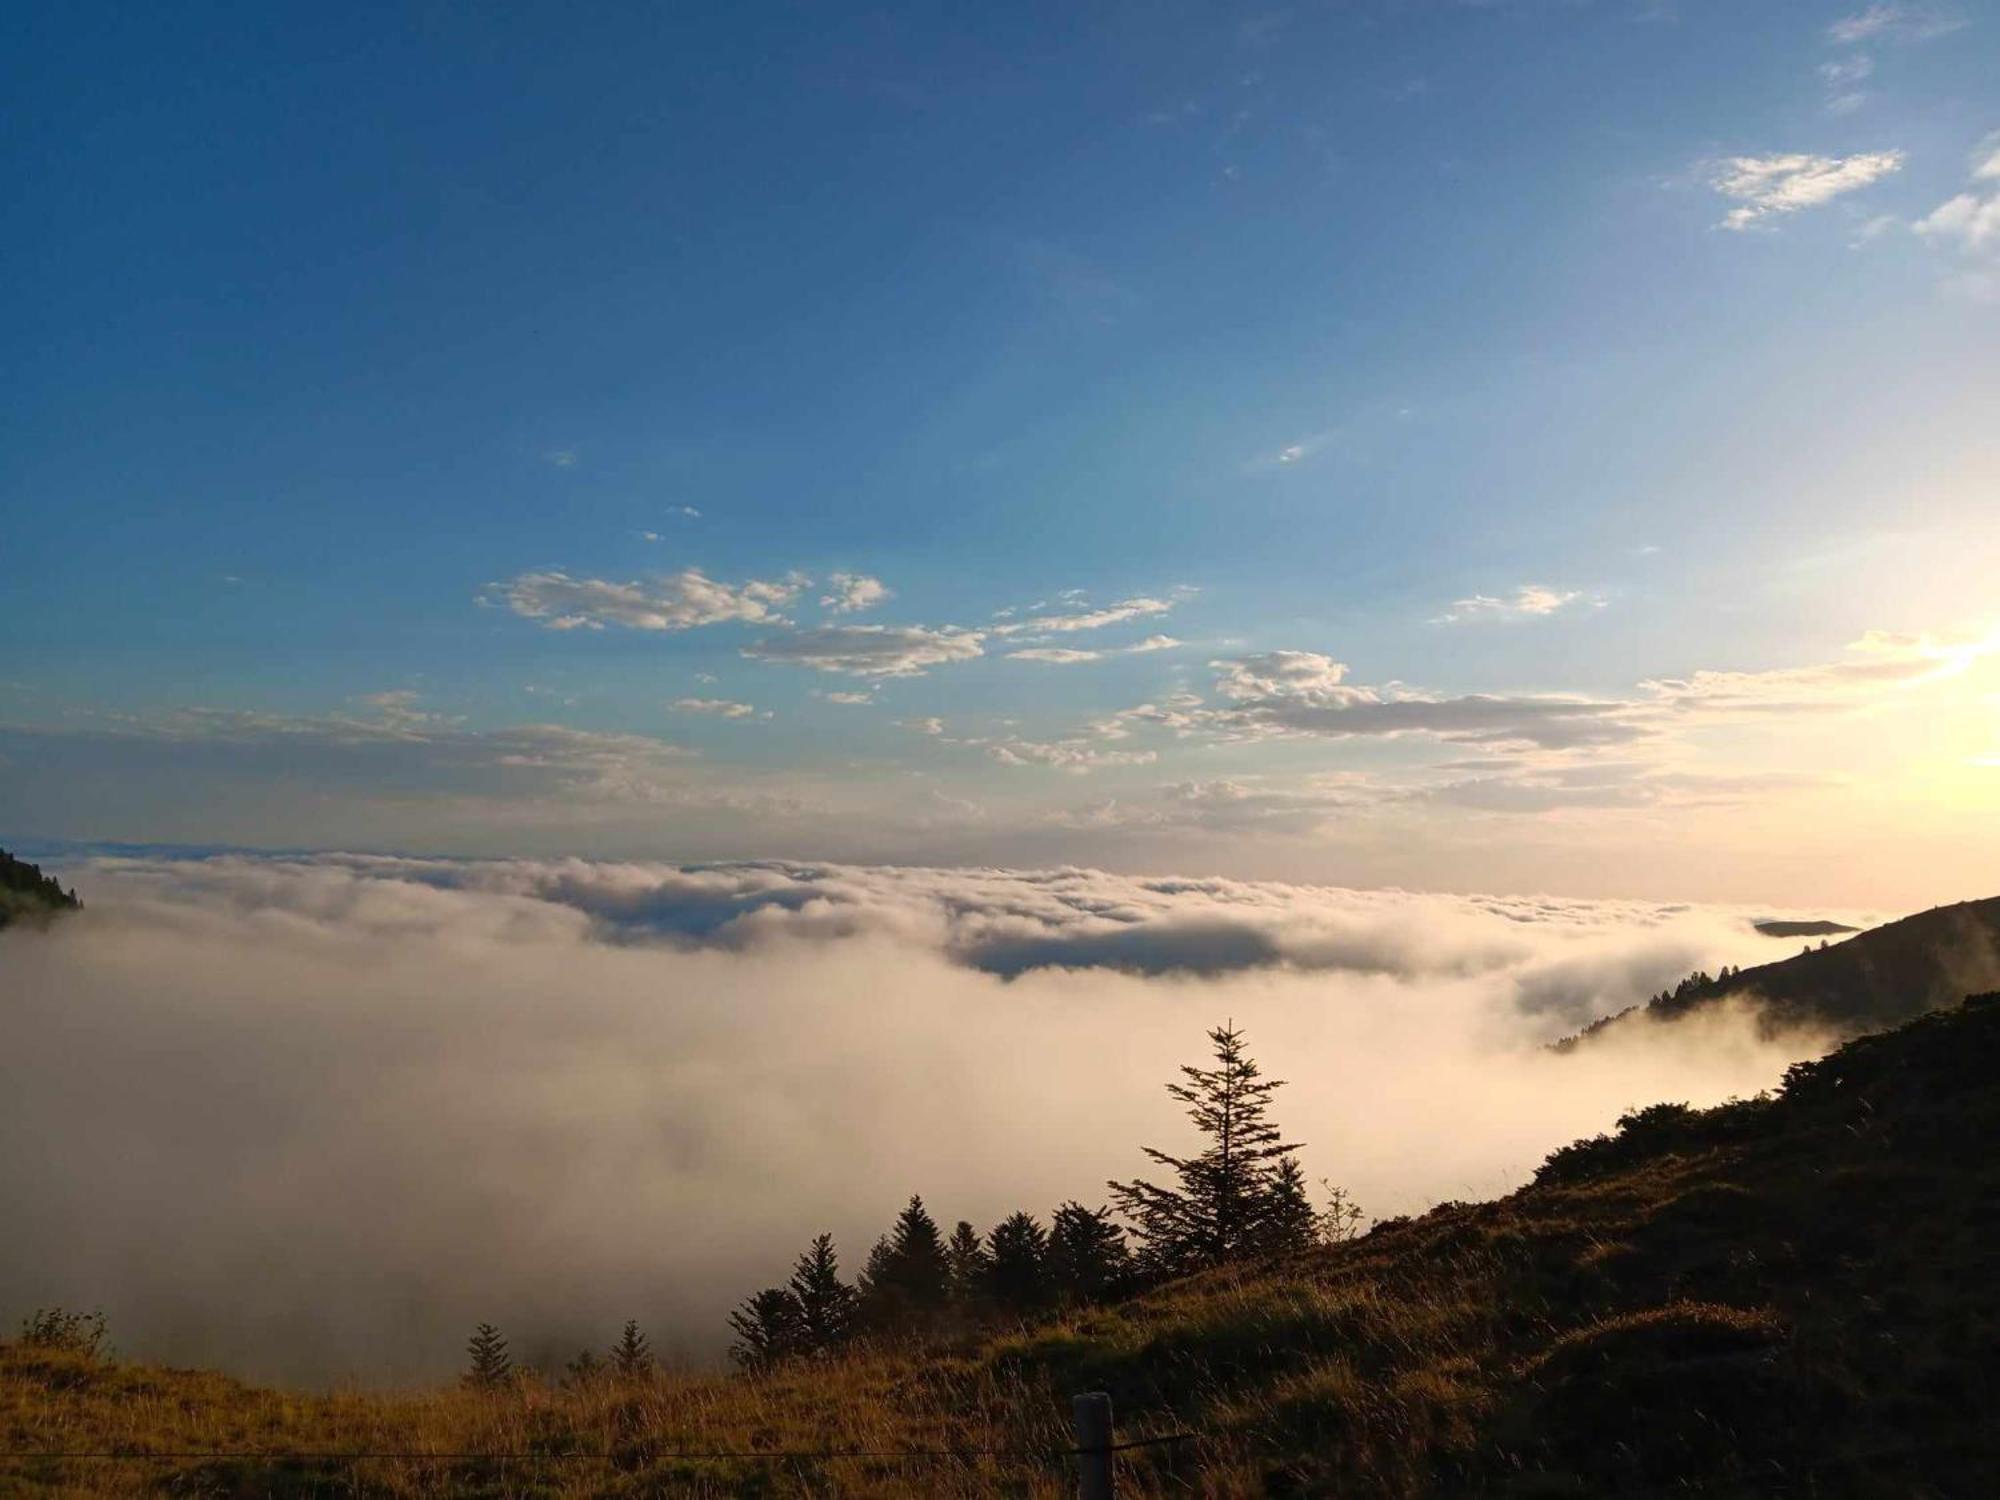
[0,848,81,929]
[726,1022,1363,1367]
[456,1023,1360,1386]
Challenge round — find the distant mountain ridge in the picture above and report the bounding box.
[1571,894,2000,1044]
[0,847,80,930]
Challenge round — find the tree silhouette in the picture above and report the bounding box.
[1254,1154,1319,1253]
[463,1323,512,1388]
[859,1196,950,1332]
[946,1220,991,1310]
[787,1233,857,1355]
[728,1288,801,1368]
[610,1319,654,1380]
[1109,1021,1302,1275]
[985,1211,1050,1314]
[1048,1201,1130,1304]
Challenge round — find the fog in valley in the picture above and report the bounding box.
[1,854,1865,1384]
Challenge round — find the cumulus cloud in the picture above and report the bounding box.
[1433,585,1584,624]
[818,572,892,614]
[0,854,1864,1383]
[669,698,759,718]
[1709,150,1904,229]
[742,624,985,677]
[487,569,806,632]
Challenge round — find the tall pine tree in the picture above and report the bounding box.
[1109,1022,1302,1275]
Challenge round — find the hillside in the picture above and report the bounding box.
[7,992,1999,1496]
[1578,894,2000,1042]
[0,849,79,930]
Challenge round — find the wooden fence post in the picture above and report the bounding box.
[1074,1390,1113,1500]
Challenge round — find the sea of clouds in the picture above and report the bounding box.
[0,853,1876,1384]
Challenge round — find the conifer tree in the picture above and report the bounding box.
[1109,1022,1302,1275]
[1047,1201,1131,1304]
[562,1348,603,1386]
[610,1319,654,1380]
[727,1287,802,1368]
[984,1211,1051,1314]
[1254,1154,1320,1253]
[463,1323,512,1388]
[946,1220,991,1309]
[858,1196,951,1332]
[787,1233,857,1355]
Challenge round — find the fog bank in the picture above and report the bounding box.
[0,855,1850,1383]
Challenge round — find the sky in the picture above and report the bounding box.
[5,0,2000,908]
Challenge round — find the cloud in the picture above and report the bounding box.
[1432,585,1585,624]
[0,854,1861,1381]
[669,698,758,718]
[1827,3,1966,43]
[742,625,985,677]
[487,569,806,632]
[987,739,1160,773]
[816,690,875,705]
[1709,151,1904,229]
[900,716,947,736]
[1006,635,1182,665]
[1009,647,1105,664]
[1183,652,1639,751]
[991,597,1175,637]
[1640,628,1996,715]
[818,572,892,614]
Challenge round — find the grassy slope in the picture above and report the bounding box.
[7,995,1999,1497]
[1626,895,2000,1038]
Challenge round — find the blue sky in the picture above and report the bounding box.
[4,0,1998,905]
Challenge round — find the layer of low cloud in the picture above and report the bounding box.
[0,854,1866,1384]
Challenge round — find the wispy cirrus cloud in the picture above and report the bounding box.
[487,569,806,632]
[1827,3,1966,44]
[1708,150,1903,229]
